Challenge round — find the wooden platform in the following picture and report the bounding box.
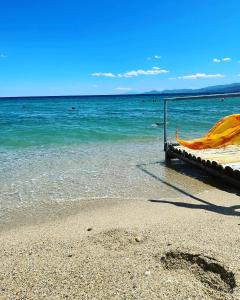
[166,144,240,188]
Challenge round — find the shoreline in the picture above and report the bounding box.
[1,136,240,299]
[0,140,217,229]
[1,188,240,299]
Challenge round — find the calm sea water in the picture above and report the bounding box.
[1,95,239,149]
[0,95,239,228]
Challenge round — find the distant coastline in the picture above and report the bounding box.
[1,82,240,99]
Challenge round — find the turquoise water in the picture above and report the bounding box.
[0,95,240,228]
[0,96,162,149]
[1,95,239,149]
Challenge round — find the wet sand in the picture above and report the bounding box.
[0,188,240,299]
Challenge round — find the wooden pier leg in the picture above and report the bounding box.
[165,150,172,161]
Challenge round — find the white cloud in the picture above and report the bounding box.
[177,73,224,80]
[91,67,168,78]
[213,57,232,63]
[91,72,116,77]
[0,54,7,58]
[147,55,162,60]
[222,57,231,61]
[121,67,168,77]
[115,87,133,91]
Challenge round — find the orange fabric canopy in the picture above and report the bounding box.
[177,114,240,150]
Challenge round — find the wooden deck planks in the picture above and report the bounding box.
[166,143,240,187]
[175,145,240,168]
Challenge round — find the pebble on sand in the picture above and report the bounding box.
[135,237,142,242]
[144,271,151,276]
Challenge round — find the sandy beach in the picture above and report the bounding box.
[0,187,240,300]
[2,0,240,298]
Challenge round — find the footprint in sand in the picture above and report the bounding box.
[160,251,236,296]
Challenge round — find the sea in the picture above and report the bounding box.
[0,95,239,228]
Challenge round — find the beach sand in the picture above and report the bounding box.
[0,187,240,299]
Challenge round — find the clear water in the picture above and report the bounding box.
[0,95,239,228]
[0,96,163,149]
[1,95,239,149]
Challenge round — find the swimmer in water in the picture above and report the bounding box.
[151,122,164,128]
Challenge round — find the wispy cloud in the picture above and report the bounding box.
[147,55,162,60]
[115,87,133,91]
[120,67,168,77]
[91,72,116,77]
[213,57,232,63]
[222,57,231,61]
[0,54,7,58]
[171,73,224,80]
[91,67,168,78]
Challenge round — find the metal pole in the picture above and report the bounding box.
[163,98,167,152]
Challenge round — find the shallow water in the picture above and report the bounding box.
[0,95,239,226]
[0,140,215,226]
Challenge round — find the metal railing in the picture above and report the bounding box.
[163,92,240,153]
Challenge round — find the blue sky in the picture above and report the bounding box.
[1,0,240,96]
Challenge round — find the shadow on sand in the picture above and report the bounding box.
[136,160,240,217]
